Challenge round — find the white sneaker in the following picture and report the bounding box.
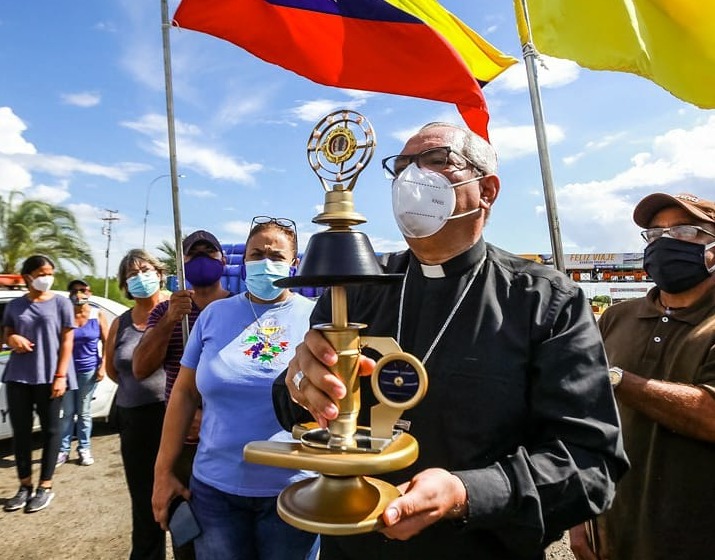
[78,449,94,466]
[56,451,69,467]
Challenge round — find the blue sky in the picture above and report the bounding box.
[0,1,713,276]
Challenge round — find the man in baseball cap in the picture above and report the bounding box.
[134,228,231,559]
[570,191,715,559]
[633,191,715,228]
[181,230,224,257]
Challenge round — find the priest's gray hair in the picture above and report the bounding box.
[420,122,497,176]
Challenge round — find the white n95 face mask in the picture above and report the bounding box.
[31,275,54,293]
[391,163,481,239]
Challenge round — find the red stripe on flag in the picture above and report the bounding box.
[174,0,489,138]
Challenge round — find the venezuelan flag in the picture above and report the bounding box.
[173,0,517,139]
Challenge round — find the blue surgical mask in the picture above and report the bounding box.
[127,270,160,299]
[244,259,291,301]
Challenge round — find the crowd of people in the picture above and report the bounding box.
[1,120,713,560]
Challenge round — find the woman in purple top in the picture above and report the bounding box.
[57,278,108,468]
[1,255,75,514]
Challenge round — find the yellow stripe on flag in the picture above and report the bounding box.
[387,0,517,83]
[524,0,715,109]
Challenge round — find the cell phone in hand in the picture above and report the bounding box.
[168,497,201,548]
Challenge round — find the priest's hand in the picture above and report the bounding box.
[379,468,468,540]
[287,329,375,428]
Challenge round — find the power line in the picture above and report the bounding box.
[101,209,120,299]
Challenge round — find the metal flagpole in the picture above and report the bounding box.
[515,0,565,273]
[160,0,189,343]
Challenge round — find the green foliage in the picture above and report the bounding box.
[592,295,612,304]
[53,273,132,306]
[156,239,178,275]
[0,191,95,274]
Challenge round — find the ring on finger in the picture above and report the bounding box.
[293,370,305,391]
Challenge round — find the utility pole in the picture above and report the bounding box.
[101,209,120,298]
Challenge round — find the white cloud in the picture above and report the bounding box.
[94,21,117,33]
[27,182,71,205]
[490,123,566,160]
[342,90,377,101]
[0,107,37,154]
[493,56,580,92]
[0,159,32,193]
[61,91,101,107]
[117,1,164,93]
[389,110,461,145]
[184,188,216,198]
[563,132,626,166]
[555,115,715,251]
[15,154,148,181]
[224,220,252,239]
[122,113,263,184]
[290,97,368,122]
[174,138,262,183]
[586,132,627,151]
[0,107,148,192]
[122,113,201,137]
[215,94,267,127]
[562,154,583,166]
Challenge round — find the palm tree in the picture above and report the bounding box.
[156,239,178,275]
[0,192,95,274]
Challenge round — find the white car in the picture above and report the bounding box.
[0,289,128,441]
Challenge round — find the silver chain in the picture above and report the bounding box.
[397,256,484,364]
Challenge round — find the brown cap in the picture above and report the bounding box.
[182,230,223,255]
[633,192,715,228]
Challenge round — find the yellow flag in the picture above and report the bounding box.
[387,0,518,83]
[523,0,715,109]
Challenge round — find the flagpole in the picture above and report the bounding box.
[160,0,189,343]
[515,0,565,273]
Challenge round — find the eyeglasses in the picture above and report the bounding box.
[381,146,481,179]
[640,224,715,243]
[250,216,297,232]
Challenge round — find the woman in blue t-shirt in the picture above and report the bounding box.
[57,278,109,468]
[1,255,75,514]
[153,217,318,560]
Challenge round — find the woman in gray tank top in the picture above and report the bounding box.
[106,249,168,560]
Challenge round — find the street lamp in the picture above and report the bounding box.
[143,173,184,249]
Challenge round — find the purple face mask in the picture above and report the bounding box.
[185,254,224,287]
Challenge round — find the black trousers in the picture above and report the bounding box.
[6,381,63,482]
[118,402,166,560]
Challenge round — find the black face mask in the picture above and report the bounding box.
[644,236,713,294]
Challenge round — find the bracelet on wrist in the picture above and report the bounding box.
[54,374,66,379]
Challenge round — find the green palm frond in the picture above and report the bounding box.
[0,193,95,274]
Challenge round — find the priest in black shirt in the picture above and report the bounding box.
[273,122,628,560]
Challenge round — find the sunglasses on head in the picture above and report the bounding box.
[250,216,297,231]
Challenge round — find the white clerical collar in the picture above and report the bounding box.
[419,263,446,278]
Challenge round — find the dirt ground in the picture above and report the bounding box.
[0,425,574,560]
[0,424,174,560]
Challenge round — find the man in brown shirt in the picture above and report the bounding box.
[570,192,715,560]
